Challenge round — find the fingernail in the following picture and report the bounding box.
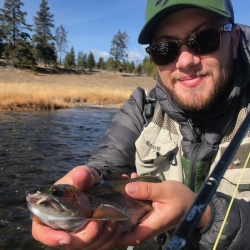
[58,239,70,245]
[126,183,137,194]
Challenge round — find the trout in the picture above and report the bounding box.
[26,174,162,233]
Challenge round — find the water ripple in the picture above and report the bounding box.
[0,106,118,249]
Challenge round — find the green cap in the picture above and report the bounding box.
[138,0,234,44]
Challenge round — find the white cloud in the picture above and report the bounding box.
[127,50,144,64]
[91,50,110,61]
[127,45,149,64]
[91,46,147,64]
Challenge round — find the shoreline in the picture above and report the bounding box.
[76,103,121,109]
[0,100,123,112]
[0,102,122,112]
[0,66,155,112]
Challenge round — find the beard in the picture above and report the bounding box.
[160,47,235,113]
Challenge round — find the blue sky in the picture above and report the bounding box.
[4,0,250,64]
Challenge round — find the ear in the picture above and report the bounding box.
[231,25,241,59]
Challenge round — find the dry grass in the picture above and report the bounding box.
[0,66,155,111]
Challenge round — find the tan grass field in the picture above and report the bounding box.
[0,66,156,111]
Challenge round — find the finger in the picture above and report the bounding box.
[98,228,122,250]
[131,172,138,178]
[89,221,122,250]
[54,169,75,185]
[31,221,72,246]
[118,213,164,246]
[125,182,166,202]
[121,174,130,179]
[55,165,100,190]
[118,223,155,246]
[72,166,100,190]
[64,220,105,250]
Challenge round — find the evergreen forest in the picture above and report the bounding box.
[0,0,156,78]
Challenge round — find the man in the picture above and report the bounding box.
[31,0,250,249]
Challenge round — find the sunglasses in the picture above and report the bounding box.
[145,23,233,66]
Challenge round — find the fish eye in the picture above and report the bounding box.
[50,187,63,197]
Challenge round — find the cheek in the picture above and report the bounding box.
[157,66,173,84]
[207,46,232,74]
[213,36,234,64]
[201,57,221,74]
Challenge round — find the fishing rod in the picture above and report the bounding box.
[164,111,250,250]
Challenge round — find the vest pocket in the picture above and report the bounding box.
[135,122,179,176]
[217,141,250,200]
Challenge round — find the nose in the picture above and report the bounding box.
[175,45,201,69]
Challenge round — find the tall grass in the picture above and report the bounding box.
[0,82,132,111]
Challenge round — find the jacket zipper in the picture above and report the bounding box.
[189,143,202,192]
[187,118,202,192]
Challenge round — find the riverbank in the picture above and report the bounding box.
[0,65,155,111]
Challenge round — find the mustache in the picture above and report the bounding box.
[171,70,212,83]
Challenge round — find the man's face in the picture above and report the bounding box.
[152,8,240,112]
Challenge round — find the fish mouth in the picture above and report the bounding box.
[26,193,64,212]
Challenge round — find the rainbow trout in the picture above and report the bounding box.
[26,174,162,233]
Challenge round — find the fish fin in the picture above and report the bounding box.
[89,204,130,220]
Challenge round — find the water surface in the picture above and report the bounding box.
[0,106,118,249]
[0,106,157,250]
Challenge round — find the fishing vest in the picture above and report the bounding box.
[135,90,250,201]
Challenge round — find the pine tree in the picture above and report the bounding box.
[124,60,131,73]
[77,50,84,69]
[142,56,157,78]
[63,52,70,68]
[119,60,126,73]
[0,0,35,67]
[63,46,75,68]
[0,26,4,57]
[130,61,135,73]
[55,24,68,65]
[32,0,56,66]
[69,46,75,67]
[87,51,95,71]
[77,51,88,71]
[82,53,87,69]
[134,63,142,76]
[96,57,105,70]
[105,57,114,71]
[109,29,129,74]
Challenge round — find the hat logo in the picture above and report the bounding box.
[155,0,169,8]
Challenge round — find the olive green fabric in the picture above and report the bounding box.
[182,155,211,193]
[138,0,234,44]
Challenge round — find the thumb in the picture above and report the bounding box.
[72,166,100,190]
[125,181,163,201]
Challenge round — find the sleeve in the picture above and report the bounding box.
[199,192,250,250]
[86,87,147,178]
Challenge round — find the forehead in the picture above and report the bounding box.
[153,8,226,40]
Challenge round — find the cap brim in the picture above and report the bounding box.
[138,4,231,45]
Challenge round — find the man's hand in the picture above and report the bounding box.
[31,165,123,250]
[118,180,210,246]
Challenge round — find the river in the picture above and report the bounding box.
[0,106,157,250]
[0,107,114,250]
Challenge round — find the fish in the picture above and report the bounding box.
[26,174,162,233]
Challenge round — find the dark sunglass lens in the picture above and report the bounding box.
[150,41,179,65]
[188,29,221,55]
